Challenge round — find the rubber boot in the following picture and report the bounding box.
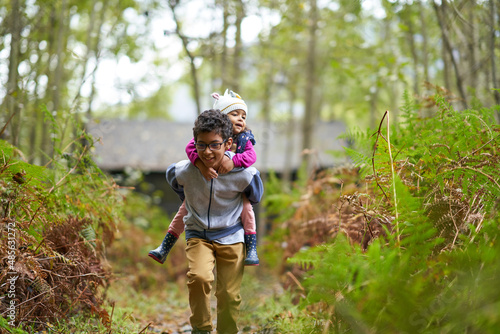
[148,232,178,264]
[244,233,259,266]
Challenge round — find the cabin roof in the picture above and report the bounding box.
[88,119,347,173]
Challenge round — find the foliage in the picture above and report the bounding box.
[0,127,123,331]
[0,0,167,164]
[0,316,29,334]
[269,95,500,332]
[99,85,174,120]
[263,165,309,223]
[260,164,315,272]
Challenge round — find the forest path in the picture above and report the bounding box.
[123,270,283,334]
[107,225,284,333]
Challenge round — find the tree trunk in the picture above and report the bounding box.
[188,47,202,115]
[52,0,68,116]
[258,64,273,239]
[51,0,69,157]
[6,0,22,147]
[169,1,201,115]
[283,86,297,189]
[489,0,500,122]
[29,40,44,164]
[301,0,318,172]
[86,0,109,121]
[221,0,229,89]
[41,4,57,164]
[441,33,451,91]
[232,0,244,92]
[27,7,49,164]
[418,0,430,83]
[74,0,98,122]
[466,2,478,94]
[369,85,380,130]
[405,9,420,96]
[384,14,399,126]
[433,0,468,109]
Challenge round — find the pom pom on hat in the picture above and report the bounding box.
[212,89,248,114]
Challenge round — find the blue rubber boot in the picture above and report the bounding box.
[148,232,178,264]
[244,233,259,266]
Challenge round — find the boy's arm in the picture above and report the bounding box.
[232,140,257,168]
[186,137,218,179]
[242,168,264,205]
[218,155,234,174]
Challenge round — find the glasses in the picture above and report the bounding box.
[195,140,227,151]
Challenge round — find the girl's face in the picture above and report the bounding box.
[226,109,247,135]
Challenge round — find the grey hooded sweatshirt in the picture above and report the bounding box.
[166,156,264,245]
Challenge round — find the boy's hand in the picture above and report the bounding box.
[218,155,235,174]
[195,159,218,180]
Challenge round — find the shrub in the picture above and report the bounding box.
[0,134,121,331]
[274,93,500,332]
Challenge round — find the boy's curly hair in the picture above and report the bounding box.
[193,109,233,141]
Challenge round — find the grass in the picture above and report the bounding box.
[37,278,190,333]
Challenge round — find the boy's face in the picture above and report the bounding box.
[196,131,233,171]
[226,109,246,135]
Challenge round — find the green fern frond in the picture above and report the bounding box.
[343,147,371,175]
[80,225,97,249]
[400,90,418,126]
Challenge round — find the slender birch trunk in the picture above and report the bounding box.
[232,0,244,92]
[433,0,468,109]
[6,0,22,147]
[489,0,500,121]
[302,0,318,172]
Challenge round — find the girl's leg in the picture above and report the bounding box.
[148,201,187,264]
[168,201,187,236]
[241,196,256,234]
[241,195,259,266]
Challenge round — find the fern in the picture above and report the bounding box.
[80,224,97,249]
[339,128,374,177]
[0,140,47,188]
[263,166,309,223]
[280,95,500,333]
[343,147,370,172]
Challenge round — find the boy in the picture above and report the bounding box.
[166,109,264,334]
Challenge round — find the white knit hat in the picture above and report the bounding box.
[212,89,248,114]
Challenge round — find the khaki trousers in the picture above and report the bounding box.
[185,238,244,334]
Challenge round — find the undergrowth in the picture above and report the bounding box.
[0,118,125,332]
[264,92,500,333]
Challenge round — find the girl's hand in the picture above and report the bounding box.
[218,155,235,174]
[195,159,218,180]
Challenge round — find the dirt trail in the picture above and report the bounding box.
[131,272,283,334]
